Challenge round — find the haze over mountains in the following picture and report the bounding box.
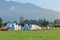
[0,0,60,22]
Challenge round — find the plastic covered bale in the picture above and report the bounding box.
[5,23,10,29]
[10,23,15,30]
[21,24,32,30]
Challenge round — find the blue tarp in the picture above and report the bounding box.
[21,24,32,30]
[5,24,10,29]
[10,23,15,30]
[5,23,15,30]
[5,23,32,30]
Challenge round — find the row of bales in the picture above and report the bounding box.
[0,23,59,31]
[4,22,57,31]
[5,23,41,31]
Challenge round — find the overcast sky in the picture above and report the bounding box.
[6,0,60,11]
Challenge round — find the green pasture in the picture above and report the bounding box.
[0,30,60,40]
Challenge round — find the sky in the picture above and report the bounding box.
[6,0,60,11]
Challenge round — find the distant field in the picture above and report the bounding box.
[0,30,60,40]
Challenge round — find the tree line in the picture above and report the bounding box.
[0,16,60,28]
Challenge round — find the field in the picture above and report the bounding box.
[0,30,60,40]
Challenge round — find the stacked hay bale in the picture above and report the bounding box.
[31,25,41,30]
[21,24,32,30]
[5,23,41,31]
[5,23,20,31]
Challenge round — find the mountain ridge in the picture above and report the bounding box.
[0,0,60,22]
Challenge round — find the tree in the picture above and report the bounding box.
[30,19,37,24]
[54,19,60,27]
[37,19,43,26]
[24,19,37,24]
[41,19,49,27]
[20,16,24,24]
[24,19,30,24]
[20,16,24,26]
[0,17,3,28]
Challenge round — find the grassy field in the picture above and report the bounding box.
[0,30,60,40]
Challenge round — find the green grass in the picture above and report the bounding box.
[0,30,60,40]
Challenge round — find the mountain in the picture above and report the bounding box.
[0,0,60,22]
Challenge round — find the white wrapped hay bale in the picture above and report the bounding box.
[13,23,19,30]
[31,25,41,30]
[31,25,36,30]
[39,27,42,30]
[14,23,18,30]
[46,26,50,30]
[34,25,41,30]
[18,25,21,30]
[16,25,19,30]
[36,26,41,30]
[14,23,17,30]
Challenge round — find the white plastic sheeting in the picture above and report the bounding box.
[18,25,21,30]
[31,25,41,30]
[5,23,21,30]
[5,23,41,30]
